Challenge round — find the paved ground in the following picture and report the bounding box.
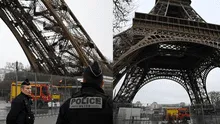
[0,100,59,124]
[0,115,58,124]
[35,115,58,124]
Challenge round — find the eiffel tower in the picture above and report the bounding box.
[113,0,220,107]
[0,0,112,76]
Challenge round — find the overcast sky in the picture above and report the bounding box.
[114,0,220,105]
[0,0,112,68]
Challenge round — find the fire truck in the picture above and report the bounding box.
[10,81,60,108]
[165,107,190,122]
[177,108,190,120]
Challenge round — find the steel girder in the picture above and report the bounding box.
[151,0,204,22]
[0,0,112,76]
[113,0,220,105]
[113,16,220,87]
[113,49,220,104]
[114,67,188,103]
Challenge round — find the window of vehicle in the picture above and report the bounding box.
[32,86,40,96]
[42,86,48,95]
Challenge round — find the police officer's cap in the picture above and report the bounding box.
[21,79,30,85]
[83,61,103,82]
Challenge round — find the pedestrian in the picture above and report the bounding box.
[56,61,113,124]
[6,79,34,124]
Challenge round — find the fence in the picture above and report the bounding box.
[0,71,82,120]
[114,117,152,124]
[113,103,164,124]
[189,104,220,124]
[113,102,220,124]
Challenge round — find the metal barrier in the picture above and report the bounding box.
[0,71,81,121]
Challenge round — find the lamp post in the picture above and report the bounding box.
[34,72,37,114]
[15,61,18,97]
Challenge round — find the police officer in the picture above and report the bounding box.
[56,61,113,124]
[6,79,34,124]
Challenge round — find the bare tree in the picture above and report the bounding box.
[113,0,136,33]
[23,64,32,72]
[4,62,30,71]
[208,91,220,106]
[4,62,20,71]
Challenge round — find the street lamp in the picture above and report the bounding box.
[15,61,18,97]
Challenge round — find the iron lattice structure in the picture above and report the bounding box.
[113,0,220,105]
[0,0,112,76]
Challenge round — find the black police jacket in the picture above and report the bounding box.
[56,83,113,124]
[6,92,34,124]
